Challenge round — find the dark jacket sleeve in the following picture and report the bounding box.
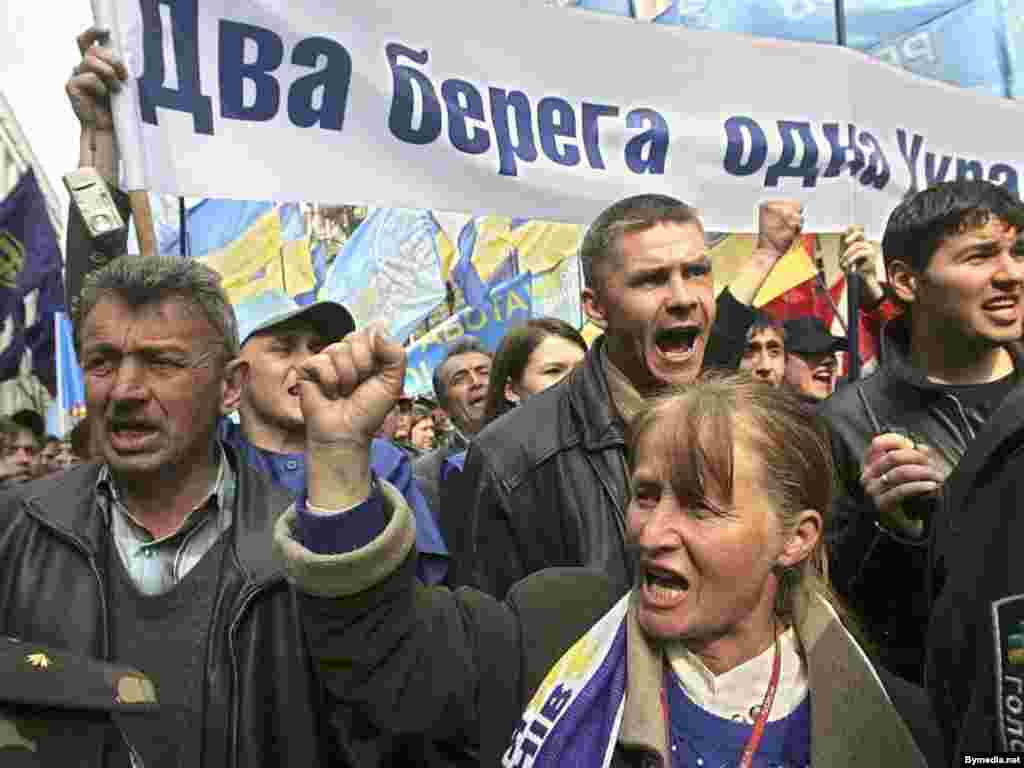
[823,419,883,598]
[703,288,758,371]
[456,442,527,597]
[274,488,528,765]
[64,188,132,311]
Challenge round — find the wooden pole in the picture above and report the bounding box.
[128,190,157,257]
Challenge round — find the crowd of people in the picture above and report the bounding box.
[2,25,1024,768]
[0,409,86,487]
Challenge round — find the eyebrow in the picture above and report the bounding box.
[960,241,1003,258]
[628,257,712,278]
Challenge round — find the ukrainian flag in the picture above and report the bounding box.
[166,200,316,307]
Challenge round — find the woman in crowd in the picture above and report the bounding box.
[480,317,589,428]
[441,317,587,483]
[277,370,943,768]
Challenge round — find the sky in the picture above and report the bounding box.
[2,4,96,213]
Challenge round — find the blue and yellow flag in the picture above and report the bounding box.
[320,208,449,342]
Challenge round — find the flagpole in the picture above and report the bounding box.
[179,196,188,257]
[128,191,157,257]
[834,0,862,380]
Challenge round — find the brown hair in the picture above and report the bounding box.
[481,317,588,427]
[628,371,840,623]
[580,194,702,296]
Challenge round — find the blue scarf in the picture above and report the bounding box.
[502,594,631,768]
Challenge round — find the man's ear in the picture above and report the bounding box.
[777,509,822,569]
[221,358,247,415]
[887,258,918,306]
[582,287,608,329]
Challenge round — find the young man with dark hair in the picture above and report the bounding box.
[819,179,1024,684]
[457,195,804,598]
[739,311,786,387]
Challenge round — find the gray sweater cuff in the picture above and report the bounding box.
[272,480,417,597]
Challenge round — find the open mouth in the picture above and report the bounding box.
[655,326,700,358]
[983,297,1019,312]
[813,370,833,385]
[109,422,159,447]
[288,384,301,396]
[642,564,690,604]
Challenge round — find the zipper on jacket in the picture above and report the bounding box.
[24,502,111,659]
[942,392,976,444]
[227,581,275,768]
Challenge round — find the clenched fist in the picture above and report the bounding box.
[755,200,804,259]
[860,432,945,539]
[298,328,407,509]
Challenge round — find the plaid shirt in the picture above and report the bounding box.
[96,443,236,596]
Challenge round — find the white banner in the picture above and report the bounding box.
[99,0,1024,237]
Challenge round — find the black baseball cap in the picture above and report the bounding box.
[783,316,848,357]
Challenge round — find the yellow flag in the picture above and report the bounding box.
[200,210,282,304]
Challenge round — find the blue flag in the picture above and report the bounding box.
[54,311,86,435]
[319,208,448,343]
[160,199,274,258]
[0,169,64,395]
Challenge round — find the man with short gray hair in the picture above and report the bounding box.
[0,253,354,767]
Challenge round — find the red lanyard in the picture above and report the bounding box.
[737,630,782,768]
[661,629,783,768]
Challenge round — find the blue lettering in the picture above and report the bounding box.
[822,123,865,179]
[624,108,669,174]
[537,97,580,167]
[136,0,214,134]
[765,121,819,188]
[489,88,538,177]
[442,79,490,155]
[386,43,442,145]
[956,158,984,182]
[539,684,573,721]
[857,130,890,190]
[722,116,767,177]
[989,164,1019,197]
[924,151,952,186]
[287,37,352,130]
[219,21,283,122]
[581,103,620,170]
[897,129,923,194]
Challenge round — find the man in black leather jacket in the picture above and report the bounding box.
[456,196,805,598]
[819,179,1024,684]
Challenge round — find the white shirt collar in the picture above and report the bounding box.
[665,628,808,723]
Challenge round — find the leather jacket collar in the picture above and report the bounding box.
[567,335,629,453]
[881,314,1024,392]
[21,443,289,590]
